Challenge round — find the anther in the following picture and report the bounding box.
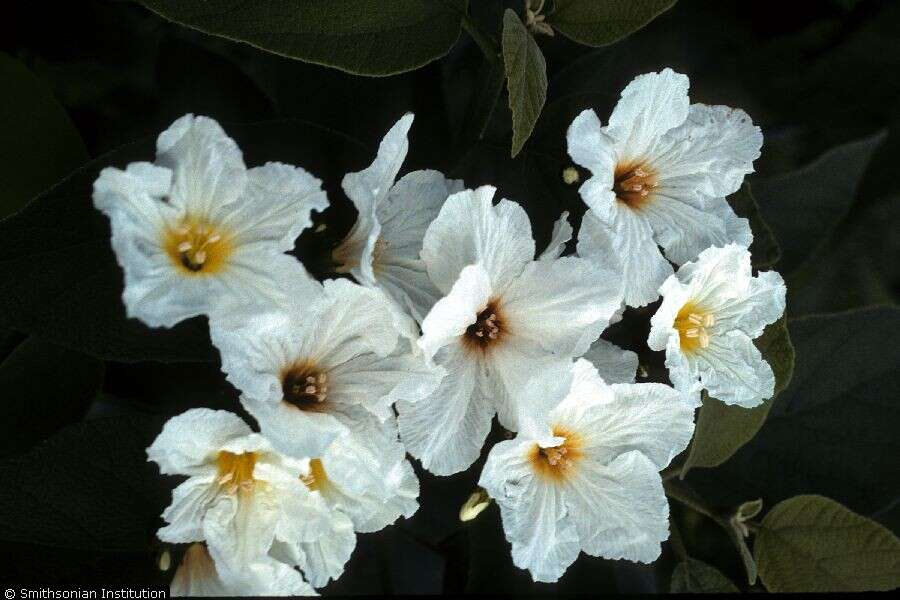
[177,241,193,252]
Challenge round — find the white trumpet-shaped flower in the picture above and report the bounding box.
[93,114,327,328]
[648,244,786,407]
[397,186,623,475]
[170,543,316,597]
[147,409,332,587]
[569,69,762,307]
[479,359,696,582]
[333,114,463,323]
[212,278,440,459]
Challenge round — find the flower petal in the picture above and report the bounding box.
[606,69,690,160]
[421,186,534,293]
[397,344,491,475]
[223,162,328,252]
[657,103,762,199]
[697,330,775,407]
[501,256,622,357]
[582,339,639,384]
[158,473,218,544]
[155,114,247,217]
[148,409,252,476]
[577,208,673,308]
[538,211,574,261]
[565,450,669,563]
[418,264,492,360]
[566,109,618,220]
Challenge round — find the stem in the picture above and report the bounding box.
[461,13,501,64]
[664,480,726,526]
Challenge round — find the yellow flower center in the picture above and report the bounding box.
[675,302,716,353]
[301,458,330,492]
[528,426,583,482]
[614,159,658,210]
[281,360,329,411]
[216,451,258,494]
[164,217,233,275]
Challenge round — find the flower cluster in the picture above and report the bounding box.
[93,69,786,593]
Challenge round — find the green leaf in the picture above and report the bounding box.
[502,9,548,157]
[0,120,367,362]
[753,131,885,274]
[546,0,676,47]
[727,183,781,268]
[138,0,467,76]
[670,558,739,593]
[687,307,900,515]
[0,337,104,458]
[681,317,794,474]
[0,415,170,551]
[736,499,764,521]
[755,495,900,592]
[0,52,87,219]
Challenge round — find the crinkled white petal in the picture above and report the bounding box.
[203,488,281,583]
[242,396,347,460]
[647,275,692,352]
[421,186,535,293]
[318,416,419,532]
[339,114,414,282]
[148,409,252,476]
[564,450,669,564]
[716,269,786,339]
[566,109,618,221]
[222,161,328,252]
[479,439,580,583]
[312,278,400,366]
[577,208,673,308]
[418,263,492,360]
[158,472,218,544]
[366,169,464,320]
[606,69,690,160]
[501,256,622,357]
[696,331,775,408]
[655,103,762,200]
[640,191,741,266]
[397,343,491,475]
[155,114,248,217]
[486,337,570,431]
[538,211,574,261]
[582,339,639,384]
[328,348,443,421]
[289,510,356,589]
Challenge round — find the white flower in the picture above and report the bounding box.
[569,69,762,307]
[648,244,786,407]
[212,278,440,459]
[147,409,331,586]
[333,113,463,323]
[478,359,696,582]
[272,420,419,588]
[397,186,623,475]
[93,114,327,328]
[170,543,316,597]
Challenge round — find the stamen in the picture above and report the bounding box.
[675,306,717,352]
[177,241,193,252]
[193,250,206,264]
[614,161,658,210]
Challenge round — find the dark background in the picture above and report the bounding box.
[2,0,898,593]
